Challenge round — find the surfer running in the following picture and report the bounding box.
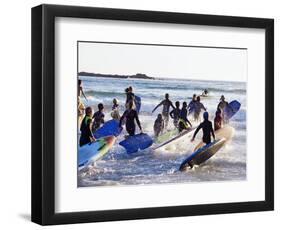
[214,108,223,131]
[79,107,96,147]
[119,100,143,136]
[152,93,175,129]
[191,111,215,145]
[92,103,105,132]
[194,96,206,122]
[154,114,164,137]
[169,101,181,128]
[178,102,193,132]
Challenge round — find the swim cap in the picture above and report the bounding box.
[203,111,209,120]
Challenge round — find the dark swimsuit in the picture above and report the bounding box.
[79,116,93,147]
[119,109,141,136]
[193,120,215,144]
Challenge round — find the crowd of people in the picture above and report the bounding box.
[78,79,229,148]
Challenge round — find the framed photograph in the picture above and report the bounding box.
[31,4,274,225]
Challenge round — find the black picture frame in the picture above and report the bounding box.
[31,4,274,225]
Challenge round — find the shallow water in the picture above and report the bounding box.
[78,76,247,187]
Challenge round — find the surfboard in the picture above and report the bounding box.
[155,129,178,144]
[78,136,116,170]
[119,133,153,154]
[93,119,122,139]
[179,138,226,170]
[224,100,241,120]
[135,95,141,113]
[154,127,196,150]
[194,125,234,151]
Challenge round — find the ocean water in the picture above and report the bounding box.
[78,76,247,187]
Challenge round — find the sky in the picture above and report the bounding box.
[78,42,247,82]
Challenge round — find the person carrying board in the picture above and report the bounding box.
[191,112,215,145]
[217,95,229,123]
[152,93,175,129]
[119,100,143,137]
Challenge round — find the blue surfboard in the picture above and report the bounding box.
[224,100,241,120]
[135,96,141,113]
[93,119,122,139]
[179,138,226,170]
[119,133,153,154]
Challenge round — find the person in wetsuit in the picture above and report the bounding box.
[169,101,181,128]
[191,112,215,145]
[194,96,206,122]
[79,107,95,147]
[152,93,175,129]
[214,108,223,131]
[92,103,105,132]
[119,100,143,136]
[178,102,192,132]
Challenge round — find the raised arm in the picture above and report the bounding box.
[169,100,176,110]
[152,100,164,113]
